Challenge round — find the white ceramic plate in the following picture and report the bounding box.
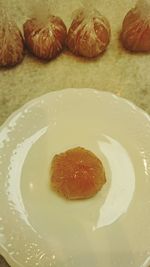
[0,88,150,267]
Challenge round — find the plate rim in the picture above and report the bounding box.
[0,88,150,131]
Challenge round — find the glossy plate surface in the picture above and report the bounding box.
[0,88,150,267]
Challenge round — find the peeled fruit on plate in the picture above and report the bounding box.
[0,11,24,67]
[121,0,150,52]
[23,16,67,60]
[67,8,111,58]
[50,147,106,200]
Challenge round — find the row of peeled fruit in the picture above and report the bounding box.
[0,0,150,67]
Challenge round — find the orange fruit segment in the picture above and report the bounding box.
[50,147,106,200]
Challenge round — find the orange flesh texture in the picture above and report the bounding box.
[121,9,150,52]
[51,147,106,200]
[94,21,110,46]
[23,16,67,59]
[67,13,110,58]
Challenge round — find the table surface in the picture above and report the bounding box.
[0,0,150,266]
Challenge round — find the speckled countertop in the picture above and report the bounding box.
[0,0,150,266]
